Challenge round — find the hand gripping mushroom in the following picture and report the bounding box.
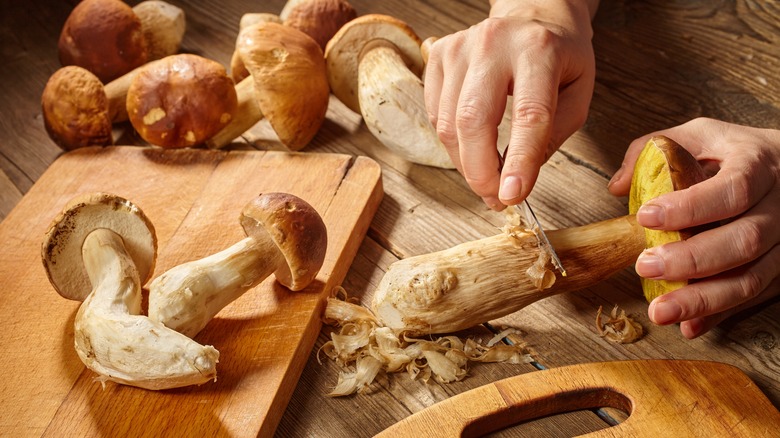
[206,22,330,151]
[324,14,454,169]
[41,193,219,390]
[125,53,238,148]
[59,0,186,83]
[370,136,708,335]
[148,193,328,338]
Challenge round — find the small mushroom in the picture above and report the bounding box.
[280,0,357,50]
[58,0,186,83]
[207,22,329,151]
[149,192,328,338]
[132,0,187,61]
[41,193,219,390]
[126,54,238,148]
[229,13,283,83]
[325,14,453,168]
[41,65,141,151]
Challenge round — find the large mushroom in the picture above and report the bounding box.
[58,0,185,83]
[125,53,238,148]
[325,14,453,168]
[370,136,709,335]
[41,193,219,390]
[207,22,330,151]
[149,192,328,338]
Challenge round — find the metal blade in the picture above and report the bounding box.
[515,200,567,277]
[497,146,567,276]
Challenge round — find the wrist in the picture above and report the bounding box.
[489,0,598,36]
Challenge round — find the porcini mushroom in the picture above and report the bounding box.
[206,22,329,151]
[58,0,186,83]
[149,192,328,338]
[41,65,142,151]
[229,13,283,83]
[126,54,238,148]
[41,193,219,390]
[325,14,453,168]
[629,135,709,301]
[280,0,357,50]
[370,136,708,335]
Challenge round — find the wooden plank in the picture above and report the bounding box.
[0,147,382,437]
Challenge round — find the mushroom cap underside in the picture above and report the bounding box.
[42,192,158,301]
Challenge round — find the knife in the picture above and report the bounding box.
[497,148,567,277]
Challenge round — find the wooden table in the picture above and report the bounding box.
[1,0,778,436]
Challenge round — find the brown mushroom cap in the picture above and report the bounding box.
[41,66,113,151]
[58,0,148,83]
[236,22,329,151]
[324,14,424,114]
[42,193,158,301]
[126,54,238,149]
[229,13,283,83]
[240,193,327,291]
[282,0,357,50]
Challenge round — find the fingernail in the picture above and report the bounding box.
[607,164,625,188]
[636,250,664,277]
[637,204,664,227]
[482,196,504,211]
[498,176,522,201]
[649,298,682,325]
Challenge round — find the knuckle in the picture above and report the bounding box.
[734,218,764,260]
[456,101,491,131]
[726,171,753,213]
[737,269,764,301]
[435,119,458,146]
[512,99,553,125]
[679,283,710,319]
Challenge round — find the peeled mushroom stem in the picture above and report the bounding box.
[77,229,219,390]
[149,192,327,338]
[371,136,709,335]
[41,193,218,390]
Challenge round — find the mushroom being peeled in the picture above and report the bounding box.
[41,193,219,390]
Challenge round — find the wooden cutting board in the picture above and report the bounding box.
[377,359,780,437]
[0,146,383,437]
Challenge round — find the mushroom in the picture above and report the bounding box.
[206,22,330,151]
[628,135,709,301]
[280,0,357,50]
[229,13,283,83]
[41,193,219,390]
[58,0,186,83]
[132,0,187,61]
[148,192,328,338]
[126,53,238,148]
[370,136,709,335]
[325,14,453,168]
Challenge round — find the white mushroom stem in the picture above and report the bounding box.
[205,76,264,149]
[104,68,140,122]
[357,41,454,168]
[149,231,284,338]
[75,228,219,390]
[371,216,646,335]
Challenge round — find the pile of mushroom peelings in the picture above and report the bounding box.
[319,289,533,397]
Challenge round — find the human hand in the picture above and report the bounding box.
[423,0,598,210]
[608,117,780,338]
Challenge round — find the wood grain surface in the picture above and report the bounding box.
[0,147,382,437]
[1,0,778,437]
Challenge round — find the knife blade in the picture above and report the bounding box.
[497,148,567,277]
